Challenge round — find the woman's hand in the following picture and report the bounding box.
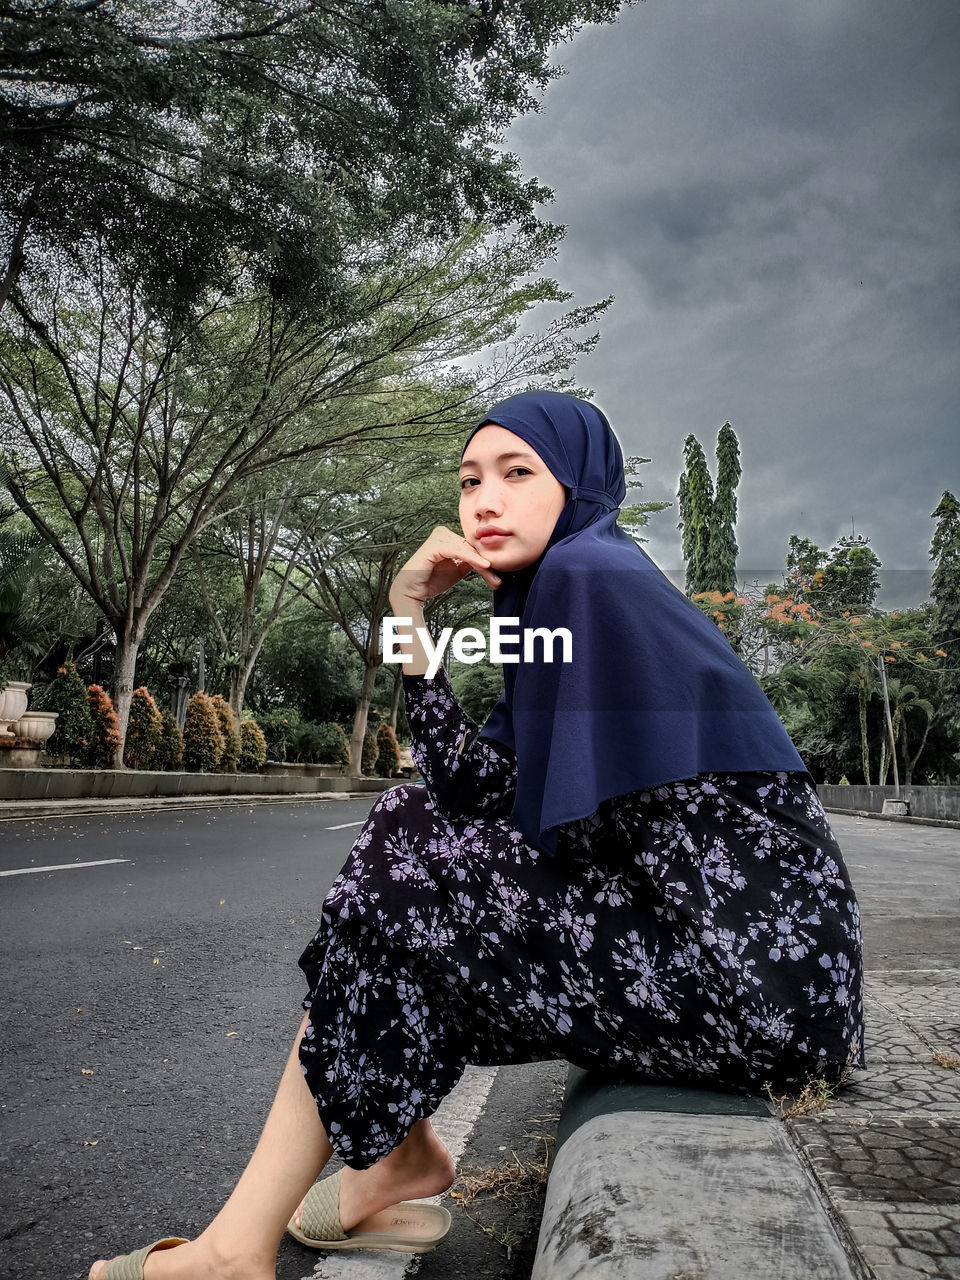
[389,525,501,613]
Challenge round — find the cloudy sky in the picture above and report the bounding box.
[505,0,959,604]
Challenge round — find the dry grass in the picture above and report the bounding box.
[446,1130,554,1257]
[764,1075,845,1120]
[932,1048,960,1069]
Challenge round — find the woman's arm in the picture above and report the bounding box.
[402,665,517,819]
[386,525,513,818]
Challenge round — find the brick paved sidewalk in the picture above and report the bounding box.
[784,815,960,1280]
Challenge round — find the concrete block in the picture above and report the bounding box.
[532,1110,857,1279]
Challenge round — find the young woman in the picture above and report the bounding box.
[89,391,864,1279]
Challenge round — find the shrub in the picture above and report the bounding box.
[155,710,184,771]
[308,721,350,766]
[46,662,94,764]
[255,706,302,761]
[210,695,241,772]
[239,719,267,772]
[375,722,401,777]
[86,684,123,767]
[182,692,224,772]
[124,686,163,768]
[361,727,378,774]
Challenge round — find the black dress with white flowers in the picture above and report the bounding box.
[297,666,864,1170]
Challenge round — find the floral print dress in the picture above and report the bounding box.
[298,666,864,1170]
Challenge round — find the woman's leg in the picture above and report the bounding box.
[88,1013,455,1280]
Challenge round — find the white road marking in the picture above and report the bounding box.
[325,821,366,831]
[0,858,130,877]
[299,1065,500,1280]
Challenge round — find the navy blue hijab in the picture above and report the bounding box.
[460,390,806,857]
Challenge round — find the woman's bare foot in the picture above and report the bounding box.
[293,1118,456,1236]
[87,1235,275,1280]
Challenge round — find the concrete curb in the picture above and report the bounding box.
[532,1068,860,1279]
[821,805,960,831]
[0,791,379,821]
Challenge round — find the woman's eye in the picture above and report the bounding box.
[509,467,531,477]
[459,477,478,490]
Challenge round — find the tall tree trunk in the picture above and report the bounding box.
[858,677,870,785]
[111,621,144,767]
[228,634,269,721]
[349,659,379,775]
[389,665,403,732]
[0,195,35,313]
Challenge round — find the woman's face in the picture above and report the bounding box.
[458,424,567,572]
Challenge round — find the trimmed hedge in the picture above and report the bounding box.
[239,719,267,772]
[182,692,224,772]
[124,686,163,768]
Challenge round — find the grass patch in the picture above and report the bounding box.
[446,1130,554,1259]
[764,1075,846,1119]
[932,1048,960,1069]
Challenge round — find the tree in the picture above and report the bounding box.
[678,435,713,595]
[375,723,401,778]
[154,709,184,771]
[705,423,741,594]
[784,533,881,613]
[0,0,623,315]
[0,225,606,755]
[45,662,93,764]
[677,424,741,595]
[239,719,267,773]
[124,686,163,768]
[182,692,224,772]
[86,684,123,768]
[930,491,960,731]
[210,694,240,772]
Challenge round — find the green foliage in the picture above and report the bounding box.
[705,423,741,594]
[930,491,960,732]
[46,663,93,765]
[250,617,359,726]
[375,723,402,778]
[362,728,379,775]
[0,507,46,676]
[1,0,622,318]
[678,425,741,595]
[154,710,184,772]
[785,534,881,612]
[124,686,163,769]
[450,659,505,725]
[182,692,225,772]
[86,684,123,768]
[255,707,303,761]
[287,720,350,766]
[616,455,671,539]
[239,720,267,773]
[209,695,240,772]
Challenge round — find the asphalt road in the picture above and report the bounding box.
[1,804,956,1280]
[0,798,563,1280]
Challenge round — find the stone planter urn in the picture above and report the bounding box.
[15,710,59,747]
[0,681,32,738]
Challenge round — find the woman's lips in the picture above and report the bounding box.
[477,529,510,542]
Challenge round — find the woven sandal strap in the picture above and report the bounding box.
[300,1169,349,1243]
[102,1237,187,1280]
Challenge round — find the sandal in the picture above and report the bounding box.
[287,1169,452,1253]
[95,1237,188,1279]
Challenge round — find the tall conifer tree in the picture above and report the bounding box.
[677,425,741,596]
[930,491,960,730]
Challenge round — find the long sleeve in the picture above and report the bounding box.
[402,666,517,820]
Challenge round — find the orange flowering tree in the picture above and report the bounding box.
[692,588,951,785]
[85,685,123,769]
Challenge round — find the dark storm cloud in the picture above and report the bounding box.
[508,0,960,597]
